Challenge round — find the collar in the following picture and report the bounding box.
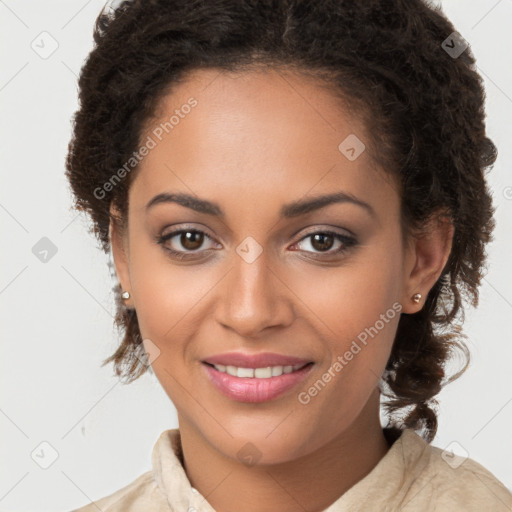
[152,428,216,512]
[152,428,427,511]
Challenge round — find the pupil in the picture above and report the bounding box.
[312,233,333,251]
[182,231,203,250]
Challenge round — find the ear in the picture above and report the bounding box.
[401,210,454,314]
[109,206,132,306]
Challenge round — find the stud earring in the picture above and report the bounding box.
[121,291,130,300]
[412,293,422,304]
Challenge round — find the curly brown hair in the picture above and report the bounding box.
[65,0,497,443]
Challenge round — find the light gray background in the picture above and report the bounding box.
[1,1,511,510]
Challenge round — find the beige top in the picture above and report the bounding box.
[71,428,512,511]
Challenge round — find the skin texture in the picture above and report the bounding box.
[110,68,454,512]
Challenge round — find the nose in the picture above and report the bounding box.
[214,249,295,338]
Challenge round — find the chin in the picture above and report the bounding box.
[202,417,326,466]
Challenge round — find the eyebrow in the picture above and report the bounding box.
[145,191,376,219]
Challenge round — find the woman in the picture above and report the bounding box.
[66,0,512,510]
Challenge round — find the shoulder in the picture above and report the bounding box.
[399,431,512,511]
[69,470,168,512]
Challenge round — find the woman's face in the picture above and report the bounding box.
[112,68,413,464]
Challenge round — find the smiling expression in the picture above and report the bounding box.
[110,66,413,464]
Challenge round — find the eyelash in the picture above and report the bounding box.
[156,227,357,261]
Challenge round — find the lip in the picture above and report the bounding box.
[203,363,313,403]
[203,351,311,368]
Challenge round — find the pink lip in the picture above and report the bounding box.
[202,361,314,403]
[203,351,311,368]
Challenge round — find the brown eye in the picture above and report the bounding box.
[179,230,204,251]
[157,228,218,259]
[309,233,335,252]
[292,230,357,257]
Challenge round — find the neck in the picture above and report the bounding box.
[179,388,391,512]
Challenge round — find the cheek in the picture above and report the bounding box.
[291,242,402,342]
[126,242,196,344]
[291,241,403,399]
[133,269,209,344]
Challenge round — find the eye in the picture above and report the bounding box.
[291,229,357,257]
[156,226,357,261]
[156,227,218,259]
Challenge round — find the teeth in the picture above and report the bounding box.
[271,366,282,377]
[212,363,304,378]
[226,365,237,376]
[237,367,254,378]
[254,367,271,378]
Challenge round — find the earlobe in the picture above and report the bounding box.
[109,212,132,304]
[401,212,454,314]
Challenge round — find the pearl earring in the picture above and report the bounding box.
[412,293,422,303]
[121,291,130,300]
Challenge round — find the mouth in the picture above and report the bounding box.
[201,353,314,403]
[203,361,311,378]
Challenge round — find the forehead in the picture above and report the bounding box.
[130,67,398,223]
